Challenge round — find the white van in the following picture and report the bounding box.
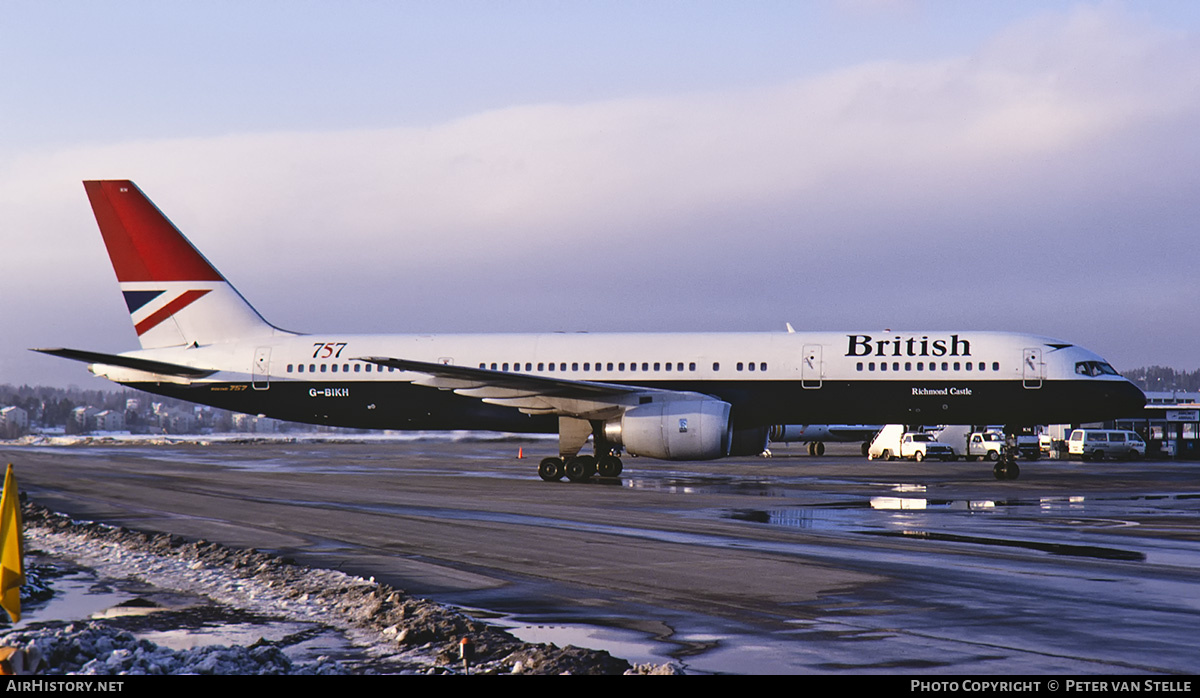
[1067,429,1146,461]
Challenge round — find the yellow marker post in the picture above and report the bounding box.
[0,464,24,623]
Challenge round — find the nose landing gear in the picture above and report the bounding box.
[993,427,1025,480]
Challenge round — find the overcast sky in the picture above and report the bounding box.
[3,1,1199,388]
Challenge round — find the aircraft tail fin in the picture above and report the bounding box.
[83,180,289,349]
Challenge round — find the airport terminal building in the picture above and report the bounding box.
[1112,391,1200,460]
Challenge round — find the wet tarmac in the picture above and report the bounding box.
[4,438,1199,674]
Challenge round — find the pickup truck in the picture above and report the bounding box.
[868,425,956,462]
[962,431,1004,461]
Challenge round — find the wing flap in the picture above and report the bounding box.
[456,387,542,399]
[411,375,485,390]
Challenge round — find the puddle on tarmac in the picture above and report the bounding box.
[15,566,127,631]
[500,620,669,666]
[623,476,790,497]
[724,490,1200,532]
[473,606,753,671]
[13,555,370,668]
[718,490,1200,564]
[858,530,1145,561]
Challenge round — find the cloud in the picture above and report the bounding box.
[5,4,1200,386]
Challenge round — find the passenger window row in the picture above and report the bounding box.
[284,360,778,375]
[285,363,397,373]
[480,361,706,373]
[856,361,1000,372]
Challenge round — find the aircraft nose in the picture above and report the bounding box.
[1112,381,1147,414]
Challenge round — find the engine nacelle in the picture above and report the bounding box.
[604,399,731,460]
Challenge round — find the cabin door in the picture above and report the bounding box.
[802,344,823,389]
[1022,348,1043,389]
[253,347,271,390]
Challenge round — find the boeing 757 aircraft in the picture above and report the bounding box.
[36,181,1145,481]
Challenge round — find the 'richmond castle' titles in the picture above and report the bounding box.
[846,334,971,358]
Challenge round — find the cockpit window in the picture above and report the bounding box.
[1075,361,1119,377]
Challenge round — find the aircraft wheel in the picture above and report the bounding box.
[993,461,1021,480]
[597,455,623,478]
[538,457,564,482]
[814,442,825,456]
[565,455,595,483]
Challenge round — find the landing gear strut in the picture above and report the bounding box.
[993,426,1023,480]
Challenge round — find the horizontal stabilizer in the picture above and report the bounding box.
[31,348,217,378]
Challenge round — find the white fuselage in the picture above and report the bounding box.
[94,329,1144,433]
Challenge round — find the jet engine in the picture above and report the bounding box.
[604,398,731,460]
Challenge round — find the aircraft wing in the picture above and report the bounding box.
[31,348,217,379]
[357,356,707,419]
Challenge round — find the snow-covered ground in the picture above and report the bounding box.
[2,503,646,675]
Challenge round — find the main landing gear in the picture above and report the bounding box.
[538,454,624,483]
[537,416,624,483]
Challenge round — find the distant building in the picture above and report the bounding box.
[1142,391,1200,406]
[0,406,29,437]
[71,406,100,434]
[232,413,278,433]
[1115,392,1200,460]
[94,409,126,432]
[163,410,196,434]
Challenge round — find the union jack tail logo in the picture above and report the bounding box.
[83,180,284,349]
[124,287,212,337]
